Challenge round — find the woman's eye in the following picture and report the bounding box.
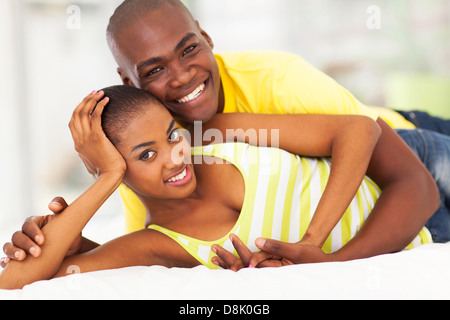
[169,129,182,142]
[140,150,156,161]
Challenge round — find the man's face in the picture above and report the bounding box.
[113,4,223,125]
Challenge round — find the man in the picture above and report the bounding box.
[2,0,446,267]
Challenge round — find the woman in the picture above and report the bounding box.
[0,86,438,290]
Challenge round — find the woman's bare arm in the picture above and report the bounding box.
[0,92,125,289]
[52,228,199,279]
[0,172,122,289]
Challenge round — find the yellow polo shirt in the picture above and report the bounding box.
[119,51,415,233]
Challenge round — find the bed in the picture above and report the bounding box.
[1,194,449,300]
[1,242,449,300]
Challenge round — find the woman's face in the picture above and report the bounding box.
[115,104,196,201]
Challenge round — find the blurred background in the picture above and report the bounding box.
[1,0,449,245]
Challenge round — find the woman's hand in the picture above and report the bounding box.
[69,91,126,179]
[212,234,331,271]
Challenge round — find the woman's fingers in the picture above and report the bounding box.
[79,91,105,135]
[70,90,105,151]
[91,96,109,132]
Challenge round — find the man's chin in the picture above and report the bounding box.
[175,109,219,125]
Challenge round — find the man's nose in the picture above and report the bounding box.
[169,63,196,88]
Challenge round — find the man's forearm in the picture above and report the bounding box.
[330,176,438,262]
[79,237,100,254]
[330,119,440,261]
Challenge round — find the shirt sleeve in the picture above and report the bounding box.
[273,56,380,121]
[118,184,147,234]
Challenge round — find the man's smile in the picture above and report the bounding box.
[174,79,208,105]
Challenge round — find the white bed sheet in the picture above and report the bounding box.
[1,242,449,300]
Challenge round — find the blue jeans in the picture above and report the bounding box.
[397,129,450,243]
[397,110,450,136]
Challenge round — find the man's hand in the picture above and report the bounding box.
[211,234,331,271]
[251,238,331,266]
[1,197,83,268]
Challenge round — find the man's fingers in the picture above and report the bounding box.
[1,257,11,269]
[11,231,41,258]
[211,244,239,268]
[248,251,283,268]
[211,255,245,271]
[6,233,46,260]
[22,217,47,246]
[48,197,69,214]
[255,238,298,260]
[211,256,227,269]
[229,234,253,266]
[3,242,25,261]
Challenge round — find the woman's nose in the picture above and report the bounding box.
[164,142,187,169]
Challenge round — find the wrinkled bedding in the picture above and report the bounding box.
[1,243,449,300]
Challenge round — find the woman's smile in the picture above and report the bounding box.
[165,165,193,187]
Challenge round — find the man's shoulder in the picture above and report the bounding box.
[215,50,301,71]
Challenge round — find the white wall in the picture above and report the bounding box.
[0,0,27,231]
[0,0,125,244]
[0,0,449,244]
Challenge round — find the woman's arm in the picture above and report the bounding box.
[201,113,382,247]
[52,228,199,279]
[0,92,126,289]
[0,172,122,289]
[1,199,100,267]
[0,200,198,289]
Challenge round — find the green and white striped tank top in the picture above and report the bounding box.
[148,142,433,269]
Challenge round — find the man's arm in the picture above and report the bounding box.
[203,113,382,248]
[330,118,440,260]
[251,118,440,265]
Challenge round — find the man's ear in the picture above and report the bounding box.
[117,67,135,87]
[197,21,214,49]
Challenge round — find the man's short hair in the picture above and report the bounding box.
[106,0,191,51]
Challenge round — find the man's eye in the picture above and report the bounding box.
[183,45,197,56]
[140,150,156,161]
[147,67,162,77]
